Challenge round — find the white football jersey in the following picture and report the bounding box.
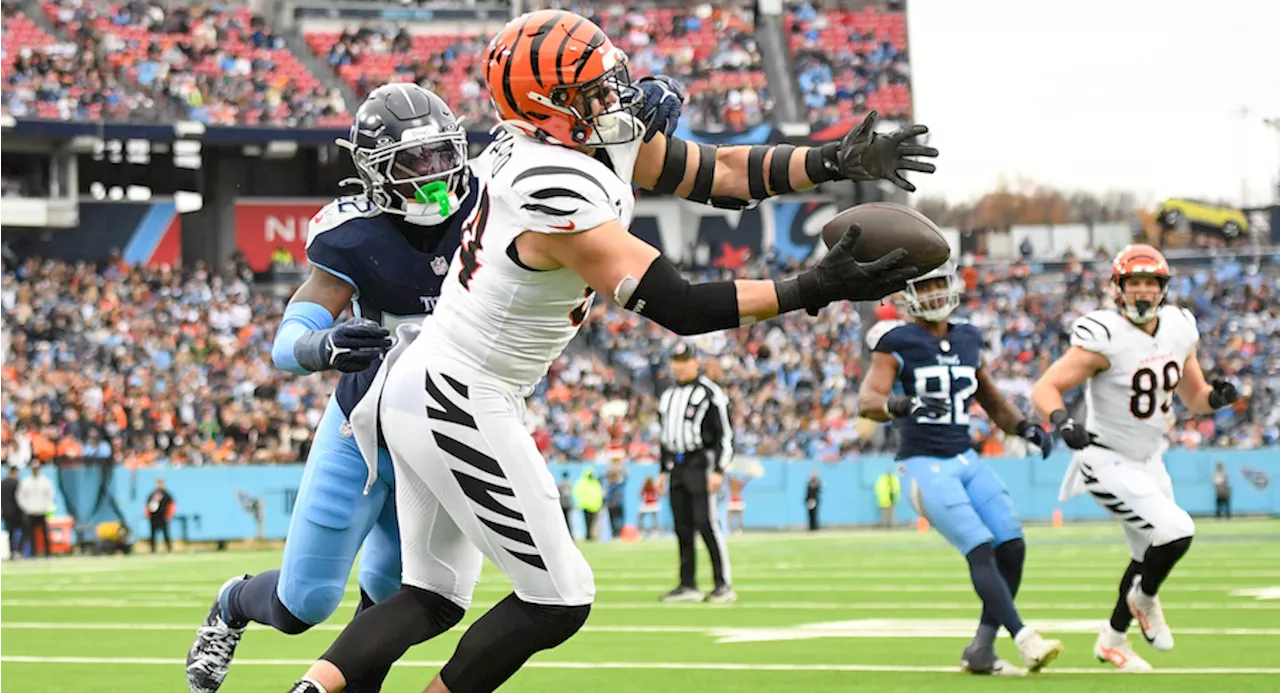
[1069,304,1200,461]
[427,128,641,395]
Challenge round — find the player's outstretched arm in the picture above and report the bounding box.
[633,110,937,209]
[271,268,390,376]
[525,220,916,335]
[1176,347,1239,415]
[974,365,1053,458]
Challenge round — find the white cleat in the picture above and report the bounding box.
[1014,627,1064,672]
[1094,625,1154,672]
[1128,576,1175,651]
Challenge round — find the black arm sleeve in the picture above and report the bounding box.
[623,255,742,336]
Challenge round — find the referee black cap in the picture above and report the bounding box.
[672,343,696,360]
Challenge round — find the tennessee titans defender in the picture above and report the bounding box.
[186,79,686,693]
[184,83,474,693]
[857,261,1062,676]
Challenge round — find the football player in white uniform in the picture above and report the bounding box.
[1032,244,1239,672]
[282,9,938,693]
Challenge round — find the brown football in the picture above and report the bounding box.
[821,202,950,276]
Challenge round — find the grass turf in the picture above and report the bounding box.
[3,518,1278,692]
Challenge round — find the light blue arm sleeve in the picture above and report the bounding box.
[272,301,336,375]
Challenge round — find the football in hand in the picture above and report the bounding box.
[821,202,950,277]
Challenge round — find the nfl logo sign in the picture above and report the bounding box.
[431,256,449,276]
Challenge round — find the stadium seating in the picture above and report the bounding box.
[788,2,912,131]
[26,1,345,125]
[302,4,772,132]
[4,253,1276,469]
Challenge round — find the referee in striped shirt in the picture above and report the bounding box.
[657,343,735,604]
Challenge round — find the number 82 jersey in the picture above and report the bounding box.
[867,320,985,460]
[1070,306,1199,461]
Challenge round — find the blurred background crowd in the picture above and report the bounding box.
[5,251,1276,471]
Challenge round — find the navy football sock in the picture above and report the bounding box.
[966,543,1024,640]
[975,538,1026,648]
[226,570,312,634]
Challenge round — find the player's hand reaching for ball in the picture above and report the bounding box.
[1207,379,1239,410]
[820,111,939,192]
[1016,420,1054,459]
[801,225,919,313]
[1049,410,1093,450]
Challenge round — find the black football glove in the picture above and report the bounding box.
[1016,420,1054,459]
[791,225,919,315]
[887,395,951,421]
[636,75,686,143]
[1207,379,1240,410]
[1049,409,1093,451]
[818,110,938,192]
[295,317,392,373]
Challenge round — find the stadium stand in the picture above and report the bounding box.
[787,0,912,132]
[1,0,347,125]
[4,252,1276,469]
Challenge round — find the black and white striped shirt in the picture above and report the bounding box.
[658,376,734,473]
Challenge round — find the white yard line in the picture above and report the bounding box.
[4,598,1277,610]
[4,621,1280,636]
[1,655,1277,675]
[0,582,1257,594]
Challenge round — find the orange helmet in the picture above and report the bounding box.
[484,10,643,147]
[1110,243,1171,324]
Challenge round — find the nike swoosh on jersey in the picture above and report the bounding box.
[549,220,576,231]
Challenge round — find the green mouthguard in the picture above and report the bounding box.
[415,180,452,217]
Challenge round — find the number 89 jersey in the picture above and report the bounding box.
[1070,306,1199,462]
[867,320,984,460]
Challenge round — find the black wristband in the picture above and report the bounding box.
[1015,420,1033,436]
[775,271,824,314]
[804,143,841,184]
[1048,409,1070,428]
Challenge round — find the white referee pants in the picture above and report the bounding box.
[379,339,595,607]
[1075,447,1195,561]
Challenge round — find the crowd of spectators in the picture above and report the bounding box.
[4,0,916,134]
[307,3,772,133]
[788,1,912,132]
[2,0,346,126]
[4,247,1276,472]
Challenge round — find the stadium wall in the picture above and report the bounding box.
[87,449,1278,543]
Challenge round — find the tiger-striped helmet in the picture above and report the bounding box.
[484,10,643,147]
[1110,243,1171,324]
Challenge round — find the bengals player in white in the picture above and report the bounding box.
[1032,244,1239,672]
[282,9,937,693]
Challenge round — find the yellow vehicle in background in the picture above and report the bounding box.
[1157,198,1249,239]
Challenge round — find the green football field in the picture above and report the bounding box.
[3,518,1278,692]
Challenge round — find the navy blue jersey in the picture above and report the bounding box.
[305,187,474,417]
[867,319,984,460]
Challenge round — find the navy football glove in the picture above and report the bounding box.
[1016,420,1054,459]
[1049,410,1093,451]
[818,110,939,192]
[887,394,951,421]
[294,317,392,373]
[1207,379,1239,410]
[637,75,686,143]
